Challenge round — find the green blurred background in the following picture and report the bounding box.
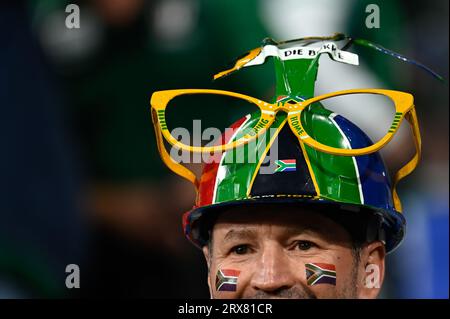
[0,0,448,298]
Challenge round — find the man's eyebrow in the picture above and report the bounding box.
[223,228,256,243]
[282,224,325,238]
[284,225,310,235]
[220,224,326,243]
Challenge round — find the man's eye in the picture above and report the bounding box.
[296,241,316,251]
[231,245,249,255]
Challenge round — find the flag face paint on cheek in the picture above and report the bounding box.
[216,269,241,292]
[305,263,337,286]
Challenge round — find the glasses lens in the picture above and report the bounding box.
[164,93,260,147]
[301,93,397,150]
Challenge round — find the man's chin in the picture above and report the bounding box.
[241,289,317,299]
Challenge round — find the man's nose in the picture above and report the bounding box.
[250,242,296,293]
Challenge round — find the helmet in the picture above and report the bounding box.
[183,109,405,252]
[182,37,409,253]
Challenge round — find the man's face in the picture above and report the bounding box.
[202,206,385,299]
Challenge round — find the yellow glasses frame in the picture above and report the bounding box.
[150,88,421,212]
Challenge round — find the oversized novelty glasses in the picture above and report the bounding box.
[150,88,421,212]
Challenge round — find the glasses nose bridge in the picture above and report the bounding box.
[271,101,304,113]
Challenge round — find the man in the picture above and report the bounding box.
[152,37,415,299]
[180,91,406,299]
[181,107,403,298]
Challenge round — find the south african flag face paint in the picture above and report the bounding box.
[216,269,240,292]
[305,263,337,286]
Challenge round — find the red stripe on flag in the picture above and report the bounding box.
[222,269,241,277]
[313,263,336,271]
[282,159,296,164]
[197,116,248,207]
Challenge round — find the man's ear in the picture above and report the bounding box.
[358,241,386,299]
[202,245,211,271]
[202,245,213,297]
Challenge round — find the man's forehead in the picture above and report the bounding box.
[212,205,347,238]
[219,224,320,243]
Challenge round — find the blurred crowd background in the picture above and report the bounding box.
[0,0,448,298]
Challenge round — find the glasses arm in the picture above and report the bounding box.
[391,107,421,212]
[151,111,199,191]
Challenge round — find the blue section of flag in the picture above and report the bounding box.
[333,115,393,210]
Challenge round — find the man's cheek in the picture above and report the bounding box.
[215,268,241,293]
[303,262,343,298]
[305,262,337,287]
